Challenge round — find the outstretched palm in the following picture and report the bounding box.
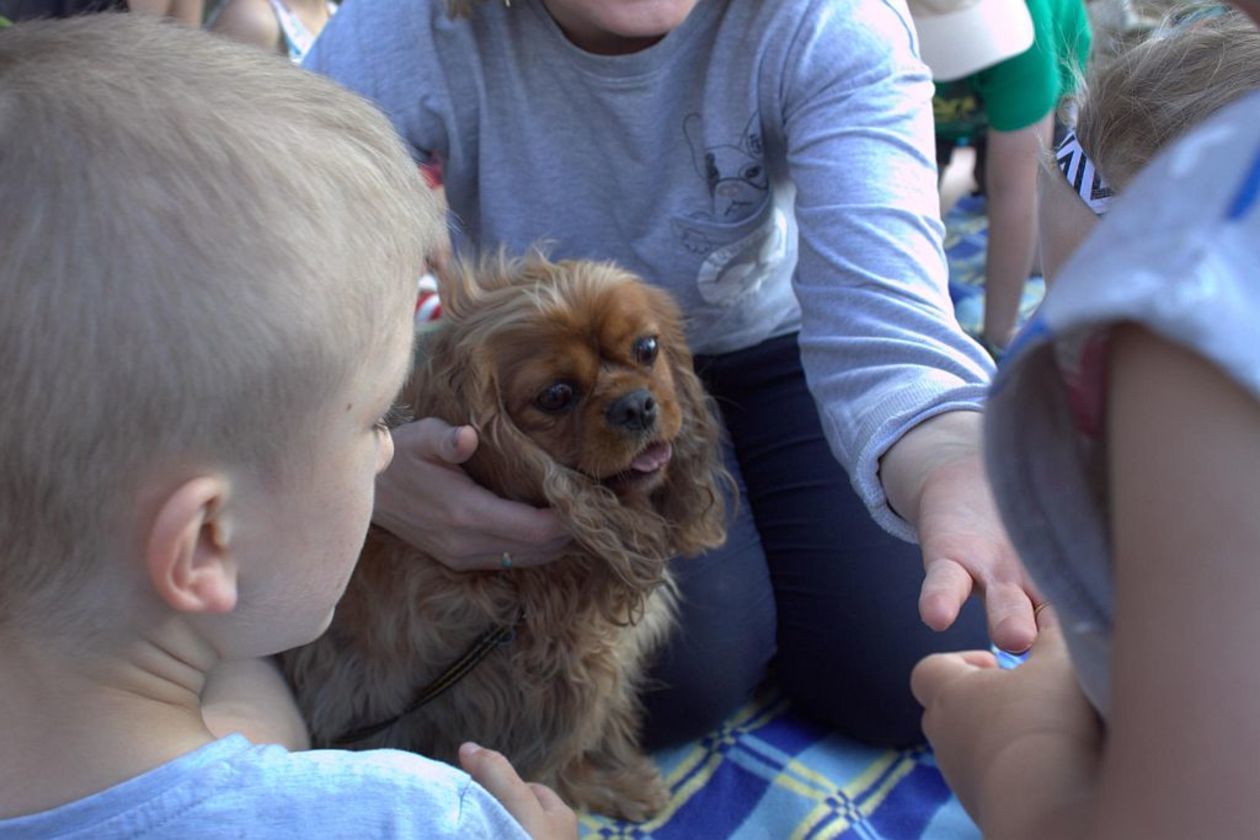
[915,452,1041,652]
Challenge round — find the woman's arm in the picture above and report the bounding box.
[777,3,1035,645]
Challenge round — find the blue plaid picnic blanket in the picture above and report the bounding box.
[580,652,1026,839]
[582,196,1029,839]
[579,686,979,840]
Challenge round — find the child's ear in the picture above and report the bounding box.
[145,476,238,614]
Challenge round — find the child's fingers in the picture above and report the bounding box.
[460,745,577,839]
[528,782,574,817]
[956,649,1000,669]
[458,743,541,826]
[910,650,996,708]
[526,780,577,836]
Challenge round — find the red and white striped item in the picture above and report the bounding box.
[416,273,442,324]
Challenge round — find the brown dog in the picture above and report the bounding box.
[283,254,731,820]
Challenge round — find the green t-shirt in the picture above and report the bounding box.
[934,0,1092,142]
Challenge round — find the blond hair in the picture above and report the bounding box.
[1075,8,1260,190]
[0,14,444,632]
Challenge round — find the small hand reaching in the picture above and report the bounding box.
[910,607,1101,834]
[459,742,578,840]
[373,417,571,571]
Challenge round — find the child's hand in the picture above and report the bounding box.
[910,608,1101,835]
[459,742,577,840]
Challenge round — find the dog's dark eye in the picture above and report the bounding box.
[536,382,577,413]
[634,336,659,366]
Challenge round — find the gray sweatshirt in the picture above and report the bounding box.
[306,0,994,539]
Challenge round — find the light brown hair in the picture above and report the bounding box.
[1075,8,1260,189]
[0,14,444,632]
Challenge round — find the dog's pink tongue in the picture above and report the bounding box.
[631,442,673,473]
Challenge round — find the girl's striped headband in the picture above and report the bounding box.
[1055,129,1114,216]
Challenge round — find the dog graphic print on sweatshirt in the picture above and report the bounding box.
[673,112,789,308]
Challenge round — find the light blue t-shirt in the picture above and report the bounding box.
[0,735,530,838]
[305,0,994,540]
[987,92,1260,716]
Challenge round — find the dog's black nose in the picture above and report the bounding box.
[606,389,657,431]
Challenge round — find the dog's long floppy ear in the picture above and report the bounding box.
[648,287,734,558]
[404,257,520,485]
[463,376,557,508]
[432,251,494,322]
[409,259,545,506]
[405,268,490,422]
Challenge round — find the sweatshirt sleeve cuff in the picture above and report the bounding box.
[842,385,990,543]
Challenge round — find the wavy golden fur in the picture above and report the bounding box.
[283,254,731,819]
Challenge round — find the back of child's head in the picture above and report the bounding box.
[0,14,443,636]
[1075,7,1260,190]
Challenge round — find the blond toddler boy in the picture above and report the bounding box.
[0,14,573,839]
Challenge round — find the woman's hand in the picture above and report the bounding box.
[374,418,571,571]
[881,411,1042,652]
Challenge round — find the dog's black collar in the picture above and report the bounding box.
[331,609,524,747]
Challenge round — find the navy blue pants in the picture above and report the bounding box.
[641,333,990,749]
